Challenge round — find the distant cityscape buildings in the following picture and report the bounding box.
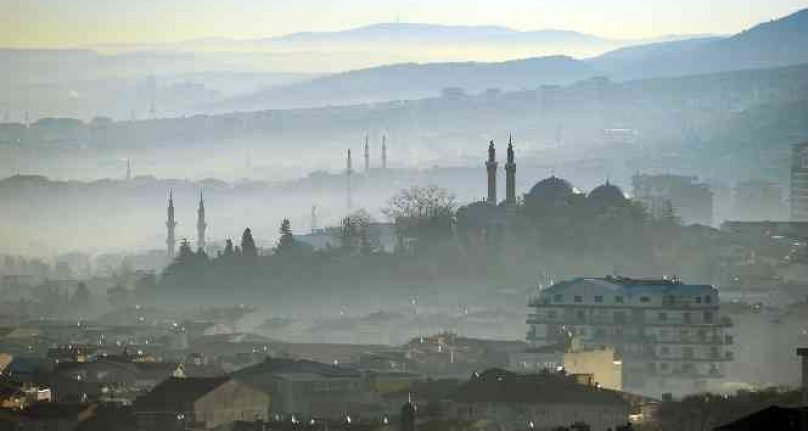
[632,174,713,226]
[791,142,808,221]
[734,179,783,221]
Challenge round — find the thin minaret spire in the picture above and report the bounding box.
[166,190,177,259]
[381,134,387,170]
[486,140,498,204]
[364,134,370,174]
[505,134,516,205]
[197,190,207,252]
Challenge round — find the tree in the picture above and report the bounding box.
[223,238,234,256]
[336,210,378,254]
[278,219,294,250]
[241,228,258,257]
[383,185,456,249]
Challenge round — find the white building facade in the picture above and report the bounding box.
[527,277,733,397]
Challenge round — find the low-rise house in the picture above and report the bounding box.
[0,402,98,431]
[233,358,374,420]
[442,369,630,431]
[133,376,269,430]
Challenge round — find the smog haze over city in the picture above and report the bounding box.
[1,1,808,430]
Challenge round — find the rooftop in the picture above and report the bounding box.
[449,368,627,406]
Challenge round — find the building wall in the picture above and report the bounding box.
[272,376,371,419]
[791,143,808,221]
[527,279,732,397]
[194,380,270,429]
[563,348,622,391]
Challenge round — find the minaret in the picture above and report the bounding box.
[310,205,318,233]
[166,190,177,259]
[196,191,207,252]
[346,149,353,212]
[381,135,387,170]
[486,140,498,204]
[364,134,370,174]
[505,134,516,205]
[126,158,132,182]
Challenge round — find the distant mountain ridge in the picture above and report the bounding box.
[589,8,808,78]
[210,55,598,111]
[211,8,808,112]
[270,22,622,45]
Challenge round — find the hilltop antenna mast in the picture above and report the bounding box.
[346,149,353,212]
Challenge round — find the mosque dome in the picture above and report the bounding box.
[526,176,575,204]
[588,182,626,205]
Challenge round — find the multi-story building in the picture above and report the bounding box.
[791,142,808,221]
[526,277,733,397]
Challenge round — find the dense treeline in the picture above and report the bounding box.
[158,182,764,305]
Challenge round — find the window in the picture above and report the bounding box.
[574,295,583,303]
[705,295,712,304]
[683,347,694,359]
[694,296,702,304]
[640,296,650,303]
[594,295,603,303]
[615,296,624,303]
[658,312,667,322]
[660,363,669,371]
[553,294,562,303]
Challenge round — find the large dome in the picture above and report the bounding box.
[588,182,626,205]
[526,176,575,204]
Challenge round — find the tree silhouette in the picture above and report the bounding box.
[278,219,294,251]
[241,228,258,257]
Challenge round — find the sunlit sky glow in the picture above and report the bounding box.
[2,0,807,48]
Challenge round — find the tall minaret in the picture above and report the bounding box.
[346,149,353,212]
[196,191,207,252]
[364,134,370,174]
[381,135,387,170]
[126,158,132,182]
[166,190,177,259]
[505,135,516,205]
[486,140,498,204]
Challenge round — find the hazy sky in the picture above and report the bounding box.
[3,0,806,48]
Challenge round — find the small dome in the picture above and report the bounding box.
[588,182,626,204]
[526,176,575,203]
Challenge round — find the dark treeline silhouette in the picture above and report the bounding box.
[157,180,749,306]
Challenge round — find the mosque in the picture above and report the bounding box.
[456,136,629,235]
